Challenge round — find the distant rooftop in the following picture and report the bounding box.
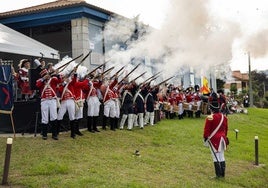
[0,0,114,18]
[232,70,249,81]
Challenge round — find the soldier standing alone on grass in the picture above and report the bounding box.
[203,92,229,178]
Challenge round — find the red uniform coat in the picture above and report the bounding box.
[18,67,32,95]
[58,76,76,101]
[82,79,102,99]
[203,112,228,151]
[101,79,118,103]
[186,93,194,103]
[176,93,184,104]
[36,76,61,99]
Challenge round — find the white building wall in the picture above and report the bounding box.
[71,17,90,68]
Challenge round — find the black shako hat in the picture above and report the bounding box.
[209,92,219,112]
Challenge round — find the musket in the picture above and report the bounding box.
[101,66,115,77]
[56,53,84,73]
[66,50,92,77]
[86,59,110,77]
[110,65,125,80]
[153,76,175,88]
[139,71,162,88]
[143,71,162,84]
[129,71,147,83]
[118,63,141,85]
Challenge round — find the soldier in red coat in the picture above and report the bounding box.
[101,76,118,131]
[185,87,195,117]
[18,59,33,100]
[73,76,88,136]
[203,92,228,178]
[36,69,62,140]
[57,71,77,139]
[83,75,102,133]
[176,88,185,119]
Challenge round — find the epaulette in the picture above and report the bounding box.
[207,114,213,120]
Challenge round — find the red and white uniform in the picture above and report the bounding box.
[36,76,62,124]
[168,91,176,113]
[113,85,122,119]
[194,92,202,110]
[186,92,195,110]
[203,112,228,162]
[73,78,87,119]
[84,79,102,117]
[101,79,118,118]
[18,67,32,95]
[176,92,185,115]
[57,75,77,121]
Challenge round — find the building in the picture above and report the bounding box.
[224,70,249,94]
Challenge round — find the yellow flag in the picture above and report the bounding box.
[201,77,210,94]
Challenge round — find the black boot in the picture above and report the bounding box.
[114,118,119,129]
[214,162,222,178]
[93,116,100,132]
[110,117,115,131]
[165,111,169,119]
[57,120,61,134]
[220,161,226,177]
[75,119,83,136]
[41,123,48,140]
[51,120,58,140]
[102,116,107,130]
[195,111,201,118]
[87,116,94,132]
[70,120,76,139]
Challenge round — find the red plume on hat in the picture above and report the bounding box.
[40,69,48,77]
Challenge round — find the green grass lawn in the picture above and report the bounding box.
[0,108,268,188]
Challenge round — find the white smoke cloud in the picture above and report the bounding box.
[243,28,268,58]
[103,0,241,82]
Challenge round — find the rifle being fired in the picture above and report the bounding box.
[117,63,141,85]
[110,65,125,80]
[66,50,92,77]
[56,53,84,74]
[86,58,111,78]
[129,71,147,83]
[153,76,175,88]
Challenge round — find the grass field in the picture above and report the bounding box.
[0,108,268,188]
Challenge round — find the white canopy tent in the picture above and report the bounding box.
[0,23,59,59]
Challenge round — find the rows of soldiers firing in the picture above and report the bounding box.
[33,52,224,141]
[34,53,165,140]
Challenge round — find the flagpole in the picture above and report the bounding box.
[248,52,253,107]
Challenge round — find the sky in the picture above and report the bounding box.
[0,0,268,74]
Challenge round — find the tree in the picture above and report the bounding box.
[251,70,268,107]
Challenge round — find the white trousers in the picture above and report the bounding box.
[104,99,116,118]
[57,99,75,121]
[209,139,226,162]
[114,98,120,118]
[75,106,83,120]
[178,103,184,115]
[144,111,154,125]
[41,98,57,124]
[87,96,101,117]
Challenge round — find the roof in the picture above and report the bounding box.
[0,23,59,59]
[0,0,114,18]
[232,70,249,81]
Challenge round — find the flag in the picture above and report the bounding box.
[201,76,210,95]
[0,64,14,114]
